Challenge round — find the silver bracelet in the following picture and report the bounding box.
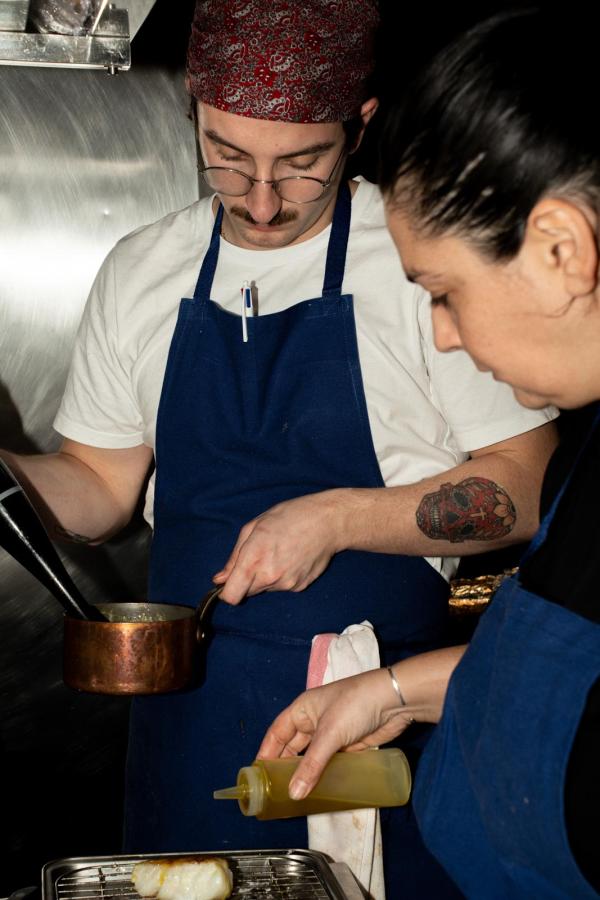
[386,666,407,707]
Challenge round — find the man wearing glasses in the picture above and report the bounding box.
[198,124,351,247]
[2,1,556,896]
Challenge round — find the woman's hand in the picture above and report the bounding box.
[257,646,466,800]
[213,490,349,604]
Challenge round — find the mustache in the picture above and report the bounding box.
[230,205,298,226]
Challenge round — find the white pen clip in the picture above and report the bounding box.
[241,280,252,343]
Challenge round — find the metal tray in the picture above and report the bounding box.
[42,849,365,900]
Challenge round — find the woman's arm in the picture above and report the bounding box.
[257,644,466,800]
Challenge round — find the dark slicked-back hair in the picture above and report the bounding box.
[379,7,600,260]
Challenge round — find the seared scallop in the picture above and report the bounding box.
[132,857,233,900]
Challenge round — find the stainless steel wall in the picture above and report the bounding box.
[0,46,201,892]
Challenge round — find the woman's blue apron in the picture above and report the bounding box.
[124,183,458,897]
[414,412,600,898]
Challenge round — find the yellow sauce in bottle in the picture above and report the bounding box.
[214,748,411,820]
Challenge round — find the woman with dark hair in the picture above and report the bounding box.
[258,8,600,898]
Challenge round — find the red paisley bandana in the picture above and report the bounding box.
[187,0,379,123]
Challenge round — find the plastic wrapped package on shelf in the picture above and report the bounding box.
[28,0,100,35]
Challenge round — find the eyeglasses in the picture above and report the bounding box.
[198,146,346,204]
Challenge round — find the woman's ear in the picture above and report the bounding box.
[528,198,599,298]
[350,96,379,153]
[360,96,379,127]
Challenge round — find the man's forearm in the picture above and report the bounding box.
[0,443,150,544]
[335,479,523,557]
[335,422,557,557]
[208,421,558,604]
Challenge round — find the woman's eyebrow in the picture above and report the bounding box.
[202,129,336,159]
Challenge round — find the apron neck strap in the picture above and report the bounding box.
[193,203,224,302]
[322,179,352,297]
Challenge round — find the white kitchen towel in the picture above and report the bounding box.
[306,621,385,900]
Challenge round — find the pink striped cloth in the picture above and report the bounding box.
[304,621,386,900]
[306,632,337,689]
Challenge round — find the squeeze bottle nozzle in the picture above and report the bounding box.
[213,785,247,802]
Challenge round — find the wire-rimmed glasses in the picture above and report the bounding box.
[198,146,346,204]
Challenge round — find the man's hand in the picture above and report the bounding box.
[214,490,346,604]
[257,645,466,800]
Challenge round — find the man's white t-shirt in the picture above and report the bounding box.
[54,179,556,578]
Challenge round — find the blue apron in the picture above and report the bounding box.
[414,414,600,898]
[124,183,458,897]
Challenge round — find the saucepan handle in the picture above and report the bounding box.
[196,584,223,643]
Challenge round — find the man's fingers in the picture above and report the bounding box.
[212,571,228,583]
[212,550,239,584]
[219,566,258,604]
[220,545,287,601]
[213,521,258,584]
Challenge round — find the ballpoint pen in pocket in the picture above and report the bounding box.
[241,280,253,342]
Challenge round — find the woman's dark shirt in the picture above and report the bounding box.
[519,406,600,893]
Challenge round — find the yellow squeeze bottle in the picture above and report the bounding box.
[213,748,411,820]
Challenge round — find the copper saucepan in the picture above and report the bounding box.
[63,586,223,695]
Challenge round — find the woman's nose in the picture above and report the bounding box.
[244,180,283,224]
[432,304,463,353]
